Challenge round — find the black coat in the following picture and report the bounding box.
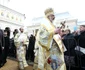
[2,36,10,63]
[75,31,85,48]
[63,33,82,69]
[0,29,4,55]
[4,36,10,52]
[74,31,85,69]
[63,33,77,52]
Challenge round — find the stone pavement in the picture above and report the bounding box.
[0,59,33,70]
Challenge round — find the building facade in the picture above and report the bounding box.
[27,12,77,36]
[0,4,25,38]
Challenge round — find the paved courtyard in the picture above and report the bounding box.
[0,59,33,70]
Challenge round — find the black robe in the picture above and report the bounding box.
[0,29,4,66]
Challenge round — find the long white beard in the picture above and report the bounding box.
[53,19,57,27]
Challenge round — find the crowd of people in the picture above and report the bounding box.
[0,8,85,70]
[0,27,35,70]
[32,8,85,70]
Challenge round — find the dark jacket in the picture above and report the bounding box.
[0,29,4,55]
[63,33,77,52]
[75,31,85,48]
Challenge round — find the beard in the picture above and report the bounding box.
[52,17,55,20]
[21,31,23,33]
[51,17,55,22]
[49,18,54,22]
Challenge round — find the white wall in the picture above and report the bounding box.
[0,21,20,30]
[0,4,25,38]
